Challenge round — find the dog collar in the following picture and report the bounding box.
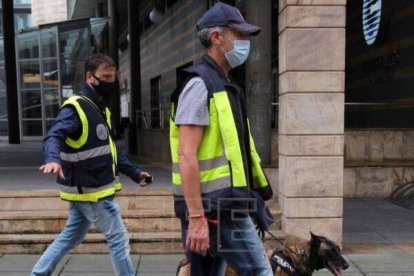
[270,250,307,276]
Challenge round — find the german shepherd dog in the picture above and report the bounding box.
[176,232,349,276]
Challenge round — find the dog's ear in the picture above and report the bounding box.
[310,231,321,247]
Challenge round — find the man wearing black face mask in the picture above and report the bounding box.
[32,54,150,276]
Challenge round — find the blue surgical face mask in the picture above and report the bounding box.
[222,40,251,68]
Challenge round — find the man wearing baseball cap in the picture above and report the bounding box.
[170,2,273,275]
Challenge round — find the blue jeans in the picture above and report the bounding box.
[31,197,134,276]
[181,212,273,276]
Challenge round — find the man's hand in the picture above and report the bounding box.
[138,171,152,187]
[39,162,65,179]
[187,217,209,256]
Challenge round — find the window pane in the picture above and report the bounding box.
[0,90,7,119]
[14,0,32,4]
[60,28,90,61]
[0,64,5,90]
[15,13,34,32]
[59,27,90,99]
[23,120,42,136]
[43,59,58,88]
[41,29,57,58]
[0,38,4,67]
[21,90,41,119]
[0,121,8,136]
[61,60,84,99]
[150,76,161,129]
[18,32,39,59]
[44,89,59,118]
[20,61,40,89]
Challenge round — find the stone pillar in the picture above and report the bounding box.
[278,0,346,244]
[245,0,273,165]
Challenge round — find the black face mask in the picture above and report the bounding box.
[91,74,117,96]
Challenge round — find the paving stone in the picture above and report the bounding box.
[137,254,185,273]
[139,273,175,276]
[341,255,364,273]
[0,254,68,273]
[62,254,140,273]
[60,273,116,276]
[344,232,389,243]
[364,271,414,276]
[348,253,414,273]
[0,273,30,276]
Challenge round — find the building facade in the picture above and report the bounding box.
[3,0,414,243]
[31,0,67,26]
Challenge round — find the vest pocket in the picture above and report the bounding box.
[75,160,115,188]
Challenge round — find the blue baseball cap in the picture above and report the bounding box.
[196,3,261,36]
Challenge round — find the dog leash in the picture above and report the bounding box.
[265,230,309,263]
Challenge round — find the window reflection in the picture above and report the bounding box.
[43,60,58,88]
[60,27,90,97]
[0,64,5,90]
[41,28,57,58]
[19,61,40,89]
[15,13,33,32]
[0,121,8,136]
[44,89,59,118]
[23,120,42,136]
[14,0,32,4]
[0,91,6,119]
[18,32,39,59]
[21,90,41,119]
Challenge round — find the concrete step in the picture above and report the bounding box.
[0,188,282,254]
[0,210,181,234]
[0,232,184,254]
[0,188,174,212]
[0,230,285,254]
[0,202,281,235]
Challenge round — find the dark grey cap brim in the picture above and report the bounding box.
[229,23,261,36]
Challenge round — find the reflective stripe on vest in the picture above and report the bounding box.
[63,96,89,149]
[171,155,228,173]
[59,182,117,202]
[171,155,230,195]
[173,176,231,195]
[60,145,111,162]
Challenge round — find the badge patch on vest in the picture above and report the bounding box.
[96,124,108,140]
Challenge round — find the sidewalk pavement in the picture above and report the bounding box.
[1,142,414,275]
[0,141,171,190]
[1,251,414,275]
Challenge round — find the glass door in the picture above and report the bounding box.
[16,21,90,140]
[16,27,60,140]
[41,27,60,133]
[17,31,42,139]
